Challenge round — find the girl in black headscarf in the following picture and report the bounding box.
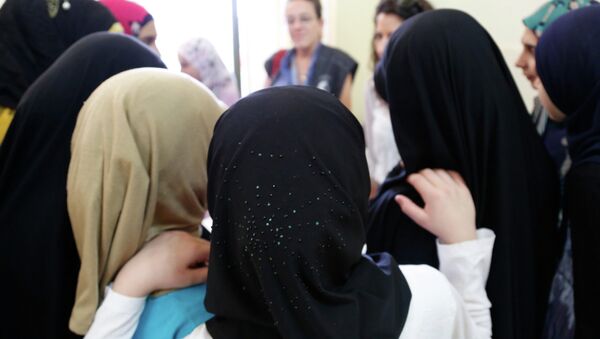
[535,7,600,338]
[0,33,164,339]
[368,9,561,339]
[0,0,120,144]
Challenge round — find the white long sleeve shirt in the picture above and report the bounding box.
[86,229,495,339]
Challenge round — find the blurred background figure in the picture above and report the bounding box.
[179,38,240,106]
[516,0,595,177]
[100,0,159,54]
[365,0,432,196]
[265,0,357,109]
[0,0,120,145]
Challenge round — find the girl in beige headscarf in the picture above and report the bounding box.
[67,68,224,336]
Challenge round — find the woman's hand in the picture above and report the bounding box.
[395,169,476,244]
[113,231,210,297]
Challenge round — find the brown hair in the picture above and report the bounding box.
[371,0,434,66]
[288,0,322,19]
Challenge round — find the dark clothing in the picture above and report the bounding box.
[205,86,411,339]
[266,44,358,98]
[536,7,600,339]
[369,10,560,339]
[565,164,600,339]
[0,33,165,339]
[536,7,600,170]
[532,97,570,177]
[0,0,116,109]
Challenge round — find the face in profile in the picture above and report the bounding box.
[535,78,566,122]
[285,0,323,51]
[138,20,159,55]
[374,12,403,60]
[515,28,539,89]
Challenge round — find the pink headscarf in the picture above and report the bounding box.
[179,38,240,106]
[100,0,153,37]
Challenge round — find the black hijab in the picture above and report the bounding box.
[0,0,117,109]
[369,10,561,339]
[536,6,600,169]
[0,33,164,339]
[205,86,411,339]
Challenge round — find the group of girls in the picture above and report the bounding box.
[1,0,599,338]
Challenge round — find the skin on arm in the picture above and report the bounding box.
[395,169,477,244]
[113,231,210,297]
[339,74,353,110]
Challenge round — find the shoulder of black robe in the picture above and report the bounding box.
[367,165,438,267]
[536,6,600,169]
[0,0,116,108]
[0,32,164,339]
[205,86,410,339]
[369,9,561,339]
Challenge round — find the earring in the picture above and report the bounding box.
[62,0,71,10]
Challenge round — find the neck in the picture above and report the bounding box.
[296,43,318,58]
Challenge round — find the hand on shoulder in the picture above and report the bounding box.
[395,169,476,244]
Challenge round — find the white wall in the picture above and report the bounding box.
[135,0,235,75]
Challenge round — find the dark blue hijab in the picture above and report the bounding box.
[536,6,600,168]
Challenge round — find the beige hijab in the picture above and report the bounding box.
[67,68,225,334]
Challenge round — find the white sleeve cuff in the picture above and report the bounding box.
[436,228,495,293]
[101,285,146,313]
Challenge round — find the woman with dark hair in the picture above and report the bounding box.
[368,9,561,339]
[364,0,432,194]
[264,0,357,109]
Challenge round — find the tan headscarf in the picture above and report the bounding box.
[67,68,225,334]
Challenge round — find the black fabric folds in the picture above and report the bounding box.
[368,10,561,339]
[0,33,165,339]
[0,0,116,109]
[205,86,411,339]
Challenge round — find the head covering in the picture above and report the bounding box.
[100,0,153,37]
[179,38,240,106]
[0,33,164,339]
[370,10,561,339]
[67,68,223,334]
[523,0,594,37]
[0,0,119,109]
[536,6,600,168]
[205,86,411,339]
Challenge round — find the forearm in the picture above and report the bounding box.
[437,228,495,338]
[84,286,145,339]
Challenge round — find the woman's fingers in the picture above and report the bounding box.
[419,168,445,188]
[407,173,437,199]
[395,194,429,229]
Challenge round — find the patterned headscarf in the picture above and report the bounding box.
[523,0,594,37]
[179,37,239,105]
[100,0,152,37]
